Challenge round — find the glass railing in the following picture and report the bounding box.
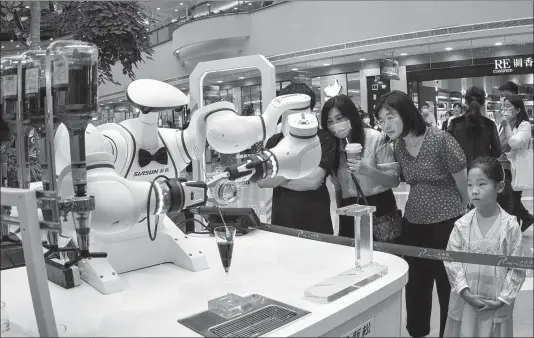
[147,1,286,46]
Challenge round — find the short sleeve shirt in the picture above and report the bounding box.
[394,127,466,224]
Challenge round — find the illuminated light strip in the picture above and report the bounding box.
[154,182,165,215]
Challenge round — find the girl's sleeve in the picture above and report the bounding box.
[508,121,532,150]
[497,220,527,305]
[444,225,469,294]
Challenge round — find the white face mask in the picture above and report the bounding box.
[329,120,351,138]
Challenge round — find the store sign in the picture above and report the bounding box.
[380,59,400,80]
[493,56,533,74]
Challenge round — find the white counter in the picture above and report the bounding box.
[0,230,408,337]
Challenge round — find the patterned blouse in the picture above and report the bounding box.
[394,127,466,224]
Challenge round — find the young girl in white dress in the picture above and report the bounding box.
[444,156,526,337]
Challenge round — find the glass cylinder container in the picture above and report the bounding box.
[21,50,49,126]
[47,41,98,128]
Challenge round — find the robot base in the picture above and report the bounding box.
[80,216,209,295]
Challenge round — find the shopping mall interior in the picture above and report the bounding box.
[1,1,533,337]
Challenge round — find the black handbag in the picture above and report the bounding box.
[349,174,402,243]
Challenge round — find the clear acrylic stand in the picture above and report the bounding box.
[304,204,388,303]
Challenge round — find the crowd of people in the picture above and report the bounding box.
[257,81,532,338]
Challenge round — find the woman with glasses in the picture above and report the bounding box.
[320,94,400,239]
[495,94,533,232]
[376,91,468,338]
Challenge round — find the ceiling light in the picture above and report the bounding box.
[234,7,237,9]
[16,45,19,48]
[156,7,160,10]
[291,68,298,71]
[180,2,183,5]
[25,5,30,8]
[171,19,177,22]
[10,39,13,42]
[217,80,223,83]
[494,42,503,46]
[400,53,408,56]
[181,88,187,90]
[323,63,330,66]
[17,52,20,54]
[249,2,252,4]
[239,76,245,79]
[1,46,3,49]
[175,9,178,11]
[50,37,53,40]
[445,47,453,51]
[359,58,366,61]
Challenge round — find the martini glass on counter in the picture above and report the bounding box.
[214,226,236,276]
[209,226,247,318]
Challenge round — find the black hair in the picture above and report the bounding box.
[374,90,427,137]
[453,102,462,109]
[469,156,504,184]
[279,82,316,110]
[360,109,376,127]
[321,94,368,173]
[277,82,316,125]
[421,103,430,109]
[464,86,486,133]
[498,81,519,95]
[469,156,514,213]
[503,94,529,129]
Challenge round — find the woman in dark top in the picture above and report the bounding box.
[376,91,468,338]
[448,86,501,166]
[258,83,336,235]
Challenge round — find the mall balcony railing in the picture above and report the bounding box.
[147,1,287,47]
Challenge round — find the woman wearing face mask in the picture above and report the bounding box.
[376,91,468,338]
[495,94,533,232]
[321,94,400,239]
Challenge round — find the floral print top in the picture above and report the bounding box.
[394,127,466,224]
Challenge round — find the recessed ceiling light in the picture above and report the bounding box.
[217,80,223,83]
[180,2,183,5]
[25,5,30,8]
[156,7,160,10]
[239,76,245,79]
[494,42,503,46]
[50,37,53,40]
[10,39,13,42]
[400,53,408,56]
[291,68,298,71]
[445,47,453,51]
[175,9,178,11]
[359,58,366,61]
[323,63,330,66]
[16,45,19,48]
[17,52,20,54]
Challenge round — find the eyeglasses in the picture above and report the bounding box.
[376,114,400,127]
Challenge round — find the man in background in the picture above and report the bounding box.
[421,103,437,127]
[498,81,519,98]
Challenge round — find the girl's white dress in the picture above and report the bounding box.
[444,207,526,337]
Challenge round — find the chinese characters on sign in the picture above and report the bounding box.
[343,317,374,338]
[494,56,533,74]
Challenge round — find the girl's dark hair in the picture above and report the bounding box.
[469,156,504,184]
[453,102,462,109]
[374,90,427,137]
[464,86,486,133]
[469,156,513,213]
[504,94,529,129]
[321,94,368,173]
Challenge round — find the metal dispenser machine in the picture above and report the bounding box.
[304,205,388,303]
[1,56,22,246]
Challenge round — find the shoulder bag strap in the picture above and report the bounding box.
[350,173,370,206]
